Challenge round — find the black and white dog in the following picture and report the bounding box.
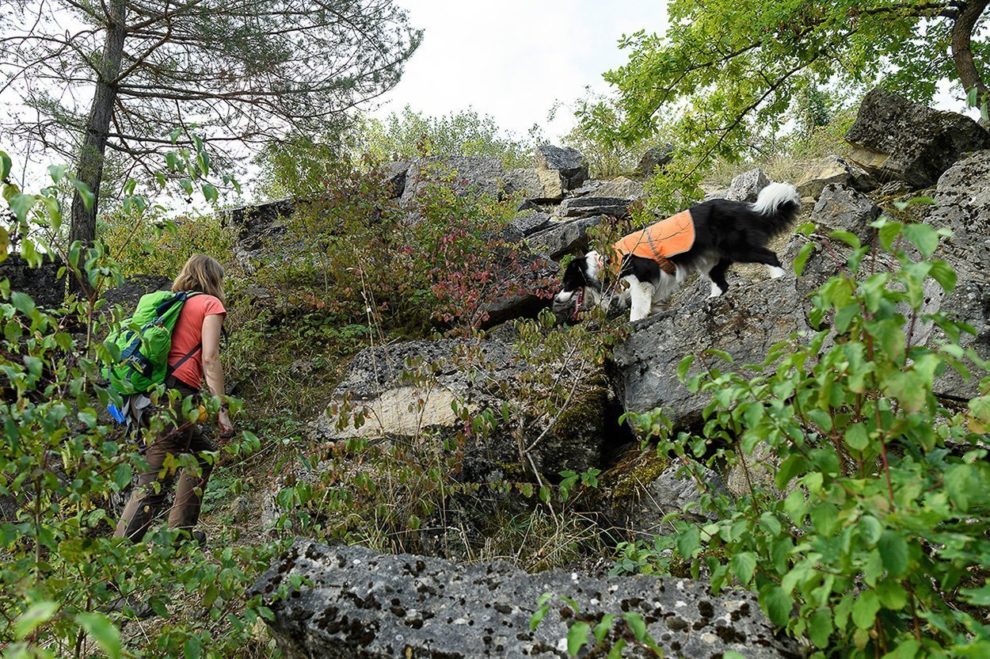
[553,182,801,322]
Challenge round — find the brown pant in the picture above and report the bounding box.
[114,379,215,542]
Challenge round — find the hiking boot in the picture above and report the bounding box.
[172,528,207,549]
[105,593,156,620]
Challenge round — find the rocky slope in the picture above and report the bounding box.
[239,89,989,656]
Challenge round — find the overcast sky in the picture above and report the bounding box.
[373,0,669,140]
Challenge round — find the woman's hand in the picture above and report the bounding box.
[218,407,235,439]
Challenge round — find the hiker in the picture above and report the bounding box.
[114,254,234,543]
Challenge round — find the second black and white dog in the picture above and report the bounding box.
[553,182,802,322]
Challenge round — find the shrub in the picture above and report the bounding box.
[253,156,555,335]
[623,216,990,655]
[1,157,281,657]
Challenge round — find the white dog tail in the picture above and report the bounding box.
[751,182,801,215]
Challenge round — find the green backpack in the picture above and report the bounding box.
[104,290,201,395]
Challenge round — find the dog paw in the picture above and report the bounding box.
[708,282,724,298]
[767,266,786,279]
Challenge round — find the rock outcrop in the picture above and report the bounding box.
[0,254,64,309]
[223,197,295,266]
[252,541,794,658]
[920,150,990,399]
[312,337,615,480]
[400,156,507,207]
[726,169,770,202]
[636,144,674,177]
[613,277,810,428]
[795,155,877,200]
[526,216,604,260]
[845,88,990,189]
[558,196,631,219]
[535,145,589,199]
[598,449,722,540]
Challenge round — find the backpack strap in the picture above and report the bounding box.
[164,290,206,378]
[166,343,202,378]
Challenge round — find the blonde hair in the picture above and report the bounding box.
[172,254,225,303]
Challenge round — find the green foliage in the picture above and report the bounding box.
[356,106,534,168]
[562,92,656,178]
[585,0,979,210]
[622,216,990,655]
[102,210,232,277]
[253,156,554,335]
[1,161,282,656]
[258,107,535,199]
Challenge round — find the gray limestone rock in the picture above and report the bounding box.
[383,160,410,198]
[613,278,810,428]
[558,196,631,219]
[478,251,558,329]
[0,253,65,309]
[222,197,294,266]
[845,88,990,189]
[508,211,552,237]
[311,337,610,481]
[503,168,546,200]
[595,176,646,199]
[400,156,507,207]
[811,184,882,243]
[796,155,877,200]
[636,144,675,177]
[600,449,724,541]
[252,540,795,658]
[535,146,589,198]
[726,169,770,202]
[919,150,990,398]
[527,216,605,260]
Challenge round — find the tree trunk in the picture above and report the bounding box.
[69,0,127,261]
[951,0,990,105]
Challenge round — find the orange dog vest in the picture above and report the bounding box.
[612,210,696,275]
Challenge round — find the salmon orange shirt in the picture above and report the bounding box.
[168,293,226,389]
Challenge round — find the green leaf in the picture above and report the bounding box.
[11,291,36,317]
[677,354,695,382]
[960,582,990,606]
[529,604,548,631]
[10,193,36,223]
[75,612,121,659]
[623,611,648,641]
[928,260,957,293]
[0,150,11,180]
[14,601,60,640]
[851,591,880,630]
[567,621,590,656]
[883,639,921,659]
[759,585,792,627]
[858,515,883,545]
[794,242,816,277]
[677,525,701,557]
[201,182,219,203]
[730,551,757,585]
[903,223,939,258]
[830,230,861,249]
[877,529,909,577]
[71,179,95,211]
[877,220,902,251]
[775,454,808,490]
[844,423,869,451]
[808,608,833,649]
[593,613,616,642]
[179,178,194,195]
[876,581,908,610]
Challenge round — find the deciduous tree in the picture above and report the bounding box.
[583,0,989,205]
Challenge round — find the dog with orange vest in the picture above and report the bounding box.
[553,182,801,322]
